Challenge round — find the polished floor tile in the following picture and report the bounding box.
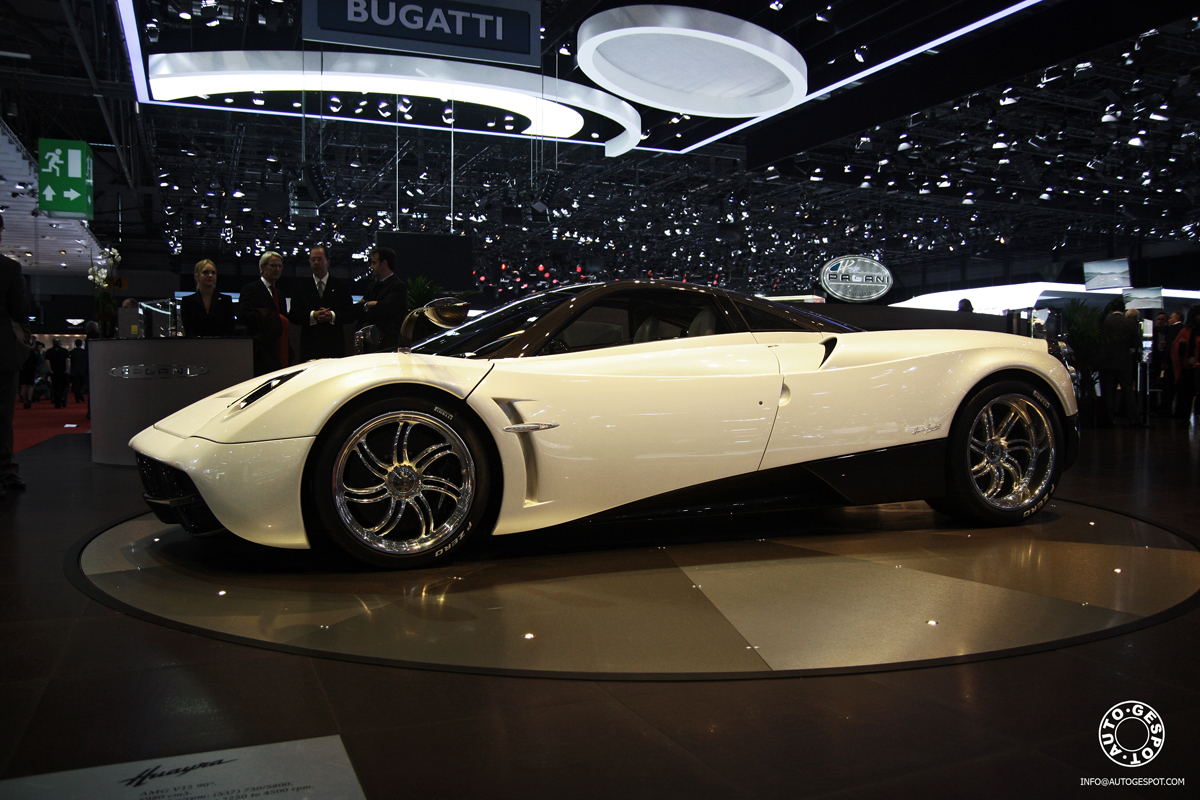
[3,656,338,779]
[341,694,754,800]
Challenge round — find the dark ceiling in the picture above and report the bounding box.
[0,0,1197,301]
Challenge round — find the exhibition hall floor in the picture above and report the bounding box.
[2,425,1199,797]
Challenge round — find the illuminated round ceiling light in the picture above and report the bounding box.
[577,5,807,118]
[148,51,641,156]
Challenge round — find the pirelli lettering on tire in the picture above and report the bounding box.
[1021,486,1053,518]
[435,527,468,558]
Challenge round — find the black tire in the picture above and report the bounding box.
[309,395,497,568]
[934,380,1062,525]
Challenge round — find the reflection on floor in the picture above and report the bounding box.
[79,501,1200,676]
[3,425,1200,798]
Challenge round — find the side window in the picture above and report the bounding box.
[543,290,729,354]
[557,304,630,351]
[733,298,857,334]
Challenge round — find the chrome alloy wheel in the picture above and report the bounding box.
[967,393,1056,510]
[332,411,475,554]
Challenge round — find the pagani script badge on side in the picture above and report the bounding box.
[109,364,209,379]
[819,255,893,303]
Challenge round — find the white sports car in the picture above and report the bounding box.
[132,281,1079,569]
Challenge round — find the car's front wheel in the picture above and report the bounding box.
[310,395,496,568]
[933,380,1062,525]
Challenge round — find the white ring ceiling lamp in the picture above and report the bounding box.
[577,5,807,118]
[148,51,642,157]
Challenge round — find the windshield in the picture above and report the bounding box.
[411,287,581,358]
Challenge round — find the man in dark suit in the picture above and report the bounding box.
[0,214,32,498]
[1097,299,1142,426]
[355,246,407,352]
[238,250,293,376]
[44,338,69,408]
[288,245,353,361]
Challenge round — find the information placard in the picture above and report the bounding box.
[0,736,365,800]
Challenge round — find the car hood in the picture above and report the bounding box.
[148,351,495,444]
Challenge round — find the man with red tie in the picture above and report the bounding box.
[238,250,293,376]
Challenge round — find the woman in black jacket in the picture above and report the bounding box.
[180,259,236,337]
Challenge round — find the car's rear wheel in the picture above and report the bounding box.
[932,380,1061,525]
[310,395,496,568]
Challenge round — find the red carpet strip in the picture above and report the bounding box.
[13,397,91,452]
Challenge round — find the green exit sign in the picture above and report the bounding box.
[37,138,93,220]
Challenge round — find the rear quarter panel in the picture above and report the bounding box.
[760,329,1076,470]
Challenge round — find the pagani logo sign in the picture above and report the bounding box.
[819,255,893,303]
[109,364,209,379]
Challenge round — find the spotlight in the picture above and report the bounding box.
[854,46,869,63]
[146,19,160,42]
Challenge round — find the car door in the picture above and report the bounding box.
[472,288,784,534]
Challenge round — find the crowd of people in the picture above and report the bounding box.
[1090,300,1200,426]
[17,338,88,409]
[180,244,408,377]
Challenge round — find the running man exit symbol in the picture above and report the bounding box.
[37,138,93,220]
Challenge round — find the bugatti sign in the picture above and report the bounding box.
[819,255,893,303]
[303,0,540,66]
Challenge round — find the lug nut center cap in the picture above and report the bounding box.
[387,465,420,498]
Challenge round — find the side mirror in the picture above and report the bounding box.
[354,325,381,355]
[424,297,470,329]
[398,298,470,351]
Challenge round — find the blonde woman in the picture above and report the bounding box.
[181,259,235,337]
